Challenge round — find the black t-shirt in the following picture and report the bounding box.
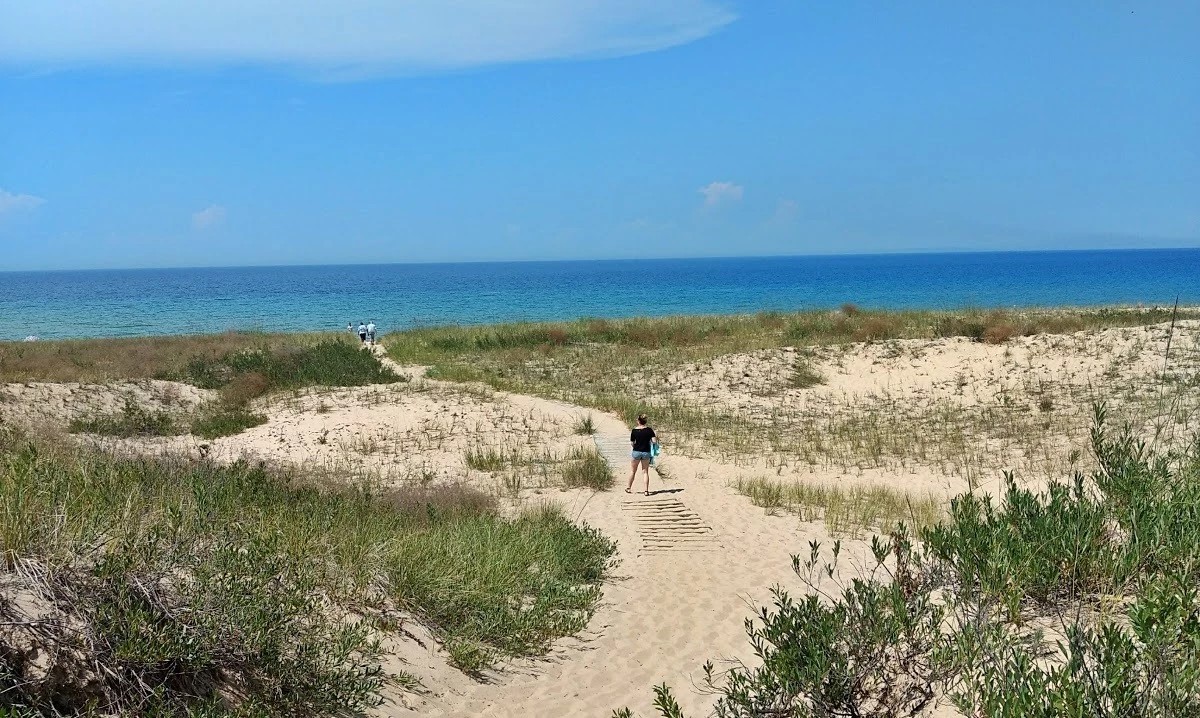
[630,426,656,453]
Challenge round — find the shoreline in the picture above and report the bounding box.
[3,302,1198,344]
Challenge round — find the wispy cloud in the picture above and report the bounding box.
[192,204,226,230]
[0,2,736,77]
[699,181,743,208]
[0,188,45,215]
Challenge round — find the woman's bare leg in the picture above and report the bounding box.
[641,459,651,494]
[627,459,639,491]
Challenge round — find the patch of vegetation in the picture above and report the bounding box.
[181,340,403,393]
[394,306,1196,476]
[464,444,512,473]
[789,357,825,388]
[190,406,268,438]
[735,476,944,535]
[560,446,613,490]
[618,411,1200,717]
[0,331,347,384]
[67,397,179,438]
[0,428,616,715]
[574,413,597,435]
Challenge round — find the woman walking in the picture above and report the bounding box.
[626,414,658,496]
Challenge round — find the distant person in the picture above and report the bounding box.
[366,320,377,345]
[626,414,658,496]
[358,322,368,344]
[347,322,354,333]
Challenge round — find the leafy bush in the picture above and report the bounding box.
[981,322,1018,344]
[852,316,896,342]
[67,398,178,438]
[620,412,1200,717]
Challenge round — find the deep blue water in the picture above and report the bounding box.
[1,250,1198,340]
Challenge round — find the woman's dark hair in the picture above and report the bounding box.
[637,414,648,425]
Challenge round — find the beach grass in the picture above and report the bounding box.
[734,476,944,536]
[464,442,613,493]
[67,396,179,438]
[376,305,1199,482]
[0,330,353,383]
[0,424,616,714]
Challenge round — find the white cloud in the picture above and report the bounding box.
[0,1,736,77]
[192,204,227,230]
[699,181,743,208]
[0,188,45,215]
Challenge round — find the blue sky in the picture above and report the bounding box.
[1,1,1197,271]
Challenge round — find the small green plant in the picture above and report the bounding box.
[67,397,178,437]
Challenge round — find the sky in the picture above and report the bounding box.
[1,1,1197,271]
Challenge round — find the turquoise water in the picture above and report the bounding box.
[1,249,1197,340]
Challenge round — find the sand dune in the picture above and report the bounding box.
[4,322,1196,716]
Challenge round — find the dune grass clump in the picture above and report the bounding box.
[574,414,597,435]
[189,405,267,438]
[67,397,179,438]
[464,444,512,473]
[0,427,616,715]
[789,357,826,389]
[560,446,613,490]
[735,476,943,535]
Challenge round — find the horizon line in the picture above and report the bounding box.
[4,244,1200,275]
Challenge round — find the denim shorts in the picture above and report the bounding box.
[631,450,652,460]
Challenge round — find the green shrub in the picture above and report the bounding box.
[182,340,404,392]
[464,445,511,472]
[620,413,1200,717]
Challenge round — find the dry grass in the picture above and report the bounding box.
[734,475,944,536]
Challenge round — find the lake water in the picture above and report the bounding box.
[2,249,1198,340]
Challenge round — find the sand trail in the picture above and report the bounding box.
[383,423,835,717]
[344,350,889,717]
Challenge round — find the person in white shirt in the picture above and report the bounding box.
[357,322,367,344]
[366,321,377,345]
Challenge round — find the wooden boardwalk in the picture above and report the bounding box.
[593,433,720,555]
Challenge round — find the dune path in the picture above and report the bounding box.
[365,356,856,718]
